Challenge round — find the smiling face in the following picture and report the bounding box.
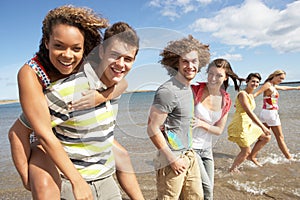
[272,73,286,85]
[99,38,137,87]
[207,65,227,90]
[247,76,260,90]
[45,24,84,75]
[176,50,199,83]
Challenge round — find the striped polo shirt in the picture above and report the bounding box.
[45,63,118,181]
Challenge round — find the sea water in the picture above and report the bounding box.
[115,87,300,199]
[0,85,299,199]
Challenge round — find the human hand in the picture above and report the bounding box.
[191,117,204,129]
[71,90,98,110]
[159,125,165,133]
[170,157,187,175]
[262,126,271,135]
[21,175,31,191]
[72,180,93,200]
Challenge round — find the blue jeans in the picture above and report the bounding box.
[194,148,214,200]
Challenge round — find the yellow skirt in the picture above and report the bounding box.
[228,122,263,147]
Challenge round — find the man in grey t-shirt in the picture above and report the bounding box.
[147,35,210,200]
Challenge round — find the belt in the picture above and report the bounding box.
[61,175,109,185]
[86,176,109,184]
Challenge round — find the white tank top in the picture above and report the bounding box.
[192,103,222,149]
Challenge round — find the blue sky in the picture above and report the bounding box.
[0,0,299,100]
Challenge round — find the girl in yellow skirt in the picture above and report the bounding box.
[228,73,271,173]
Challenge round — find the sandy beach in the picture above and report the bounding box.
[0,99,19,105]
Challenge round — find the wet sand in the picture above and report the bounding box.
[4,170,294,200]
[1,137,299,200]
[121,173,272,200]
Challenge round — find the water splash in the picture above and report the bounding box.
[259,152,300,165]
[228,177,274,195]
[292,188,300,198]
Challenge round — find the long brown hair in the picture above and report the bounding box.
[207,58,244,91]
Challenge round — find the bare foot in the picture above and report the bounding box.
[286,154,292,160]
[229,167,241,174]
[247,157,262,167]
[287,155,295,163]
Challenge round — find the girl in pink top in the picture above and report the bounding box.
[191,58,244,199]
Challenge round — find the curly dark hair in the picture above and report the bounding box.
[159,35,210,76]
[36,5,108,79]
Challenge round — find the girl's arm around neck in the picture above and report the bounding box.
[71,78,128,110]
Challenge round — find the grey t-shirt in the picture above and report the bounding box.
[152,77,194,151]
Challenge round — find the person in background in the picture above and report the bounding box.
[147,35,210,200]
[8,5,143,200]
[254,70,300,160]
[228,73,271,173]
[191,58,244,199]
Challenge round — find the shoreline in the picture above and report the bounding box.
[1,80,299,104]
[0,99,19,105]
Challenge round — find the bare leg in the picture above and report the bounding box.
[8,119,32,190]
[270,125,292,159]
[247,133,271,167]
[247,156,262,167]
[9,119,61,199]
[113,140,145,200]
[229,146,251,173]
[29,144,61,200]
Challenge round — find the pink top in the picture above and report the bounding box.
[262,85,279,110]
[191,82,231,124]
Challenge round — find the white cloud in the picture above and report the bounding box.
[148,0,212,20]
[148,0,160,7]
[216,53,243,61]
[190,0,300,53]
[196,0,213,4]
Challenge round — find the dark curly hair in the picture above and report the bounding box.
[159,35,210,76]
[36,5,108,79]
